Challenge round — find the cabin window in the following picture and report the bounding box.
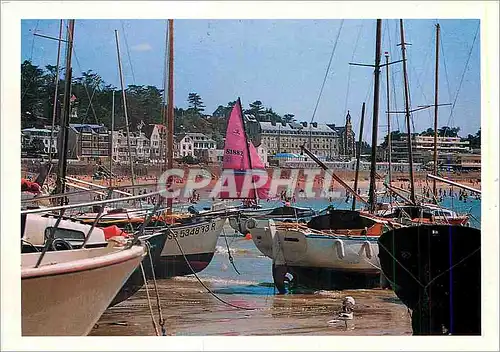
[44,227,85,242]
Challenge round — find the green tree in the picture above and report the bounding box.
[437,126,460,137]
[420,127,434,136]
[462,128,481,149]
[247,100,264,119]
[380,130,404,148]
[212,105,226,118]
[187,92,205,115]
[21,60,46,127]
[71,69,105,124]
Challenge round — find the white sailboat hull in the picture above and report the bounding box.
[248,219,380,272]
[21,245,145,336]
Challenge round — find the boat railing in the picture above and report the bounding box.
[21,182,161,205]
[25,189,165,268]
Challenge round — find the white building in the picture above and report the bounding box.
[143,124,167,162]
[21,128,57,154]
[259,121,341,159]
[256,145,268,167]
[186,132,216,157]
[111,130,150,163]
[199,149,224,163]
[174,134,195,158]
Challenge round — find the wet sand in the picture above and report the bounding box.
[91,280,411,336]
[90,235,412,336]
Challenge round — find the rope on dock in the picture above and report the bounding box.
[170,228,256,311]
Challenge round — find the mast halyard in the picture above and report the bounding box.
[352,102,366,211]
[55,19,75,200]
[368,19,382,213]
[432,23,441,201]
[385,52,392,204]
[109,89,115,188]
[49,20,63,164]
[399,19,416,204]
[115,29,136,195]
[166,19,174,215]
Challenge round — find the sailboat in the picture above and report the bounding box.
[378,224,480,335]
[376,21,481,336]
[69,20,225,280]
[20,21,149,333]
[219,98,316,234]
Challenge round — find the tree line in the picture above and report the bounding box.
[21,60,295,146]
[22,60,479,150]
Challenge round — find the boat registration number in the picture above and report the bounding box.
[167,222,217,240]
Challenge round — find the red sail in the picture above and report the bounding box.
[219,99,269,199]
[221,99,250,172]
[248,141,270,199]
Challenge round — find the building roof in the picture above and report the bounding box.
[326,124,345,132]
[69,124,107,134]
[143,124,167,139]
[185,132,209,138]
[260,121,337,134]
[274,152,301,158]
[174,133,189,143]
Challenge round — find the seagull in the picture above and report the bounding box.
[327,296,356,330]
[339,296,355,320]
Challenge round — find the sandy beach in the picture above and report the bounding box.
[52,168,480,204]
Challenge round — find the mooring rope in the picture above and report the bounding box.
[169,228,256,311]
[145,240,167,336]
[222,227,241,275]
[139,261,160,336]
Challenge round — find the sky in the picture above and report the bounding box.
[21,19,481,143]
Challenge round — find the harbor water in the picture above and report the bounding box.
[90,197,480,336]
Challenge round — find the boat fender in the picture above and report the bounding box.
[246,218,257,230]
[333,239,345,259]
[359,240,373,259]
[102,225,128,240]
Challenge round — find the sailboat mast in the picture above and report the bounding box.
[238,97,258,203]
[161,21,169,171]
[166,19,174,214]
[433,23,440,200]
[368,19,382,213]
[55,19,75,198]
[109,90,115,188]
[352,102,365,211]
[115,29,136,194]
[385,52,392,204]
[399,19,416,204]
[49,19,63,164]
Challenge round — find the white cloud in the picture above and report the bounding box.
[131,43,152,51]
